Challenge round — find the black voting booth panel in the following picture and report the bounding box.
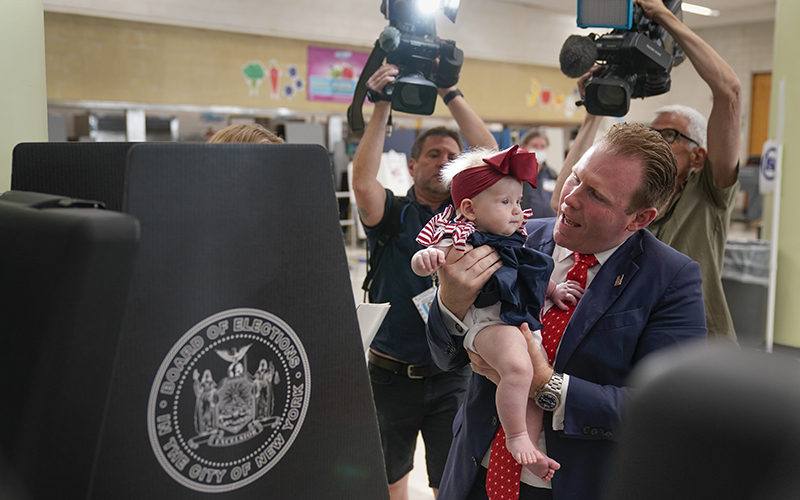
[79,143,387,498]
[0,192,140,499]
[12,142,134,211]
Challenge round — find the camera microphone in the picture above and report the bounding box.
[559,34,598,78]
[379,26,401,52]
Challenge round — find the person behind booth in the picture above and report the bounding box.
[550,0,742,344]
[207,123,284,144]
[427,123,707,500]
[411,146,583,481]
[351,63,497,500]
[519,130,558,219]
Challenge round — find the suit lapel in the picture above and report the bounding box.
[526,219,557,256]
[553,231,645,372]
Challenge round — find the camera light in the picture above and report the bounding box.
[417,0,440,14]
[577,0,632,29]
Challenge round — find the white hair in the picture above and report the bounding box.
[439,147,497,189]
[654,104,707,150]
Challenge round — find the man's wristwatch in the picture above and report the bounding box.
[534,372,564,411]
[366,87,391,103]
[442,88,463,105]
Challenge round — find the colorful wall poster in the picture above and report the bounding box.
[307,46,371,103]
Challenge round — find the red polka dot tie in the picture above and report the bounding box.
[541,253,598,364]
[485,252,597,500]
[486,424,522,500]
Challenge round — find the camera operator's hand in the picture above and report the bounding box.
[634,0,670,21]
[577,64,603,101]
[436,57,459,98]
[366,64,399,97]
[430,57,452,92]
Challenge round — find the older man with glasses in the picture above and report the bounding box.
[551,0,742,344]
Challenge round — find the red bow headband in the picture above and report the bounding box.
[450,145,539,208]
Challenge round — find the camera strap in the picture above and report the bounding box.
[347,40,388,133]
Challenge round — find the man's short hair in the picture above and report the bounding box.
[410,127,464,160]
[600,122,677,213]
[207,123,284,144]
[520,128,549,148]
[654,104,707,150]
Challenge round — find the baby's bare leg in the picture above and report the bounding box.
[473,324,537,464]
[522,401,561,480]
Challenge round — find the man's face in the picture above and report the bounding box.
[409,135,461,198]
[649,112,702,186]
[554,146,648,254]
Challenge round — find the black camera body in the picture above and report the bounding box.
[380,0,463,115]
[567,0,684,117]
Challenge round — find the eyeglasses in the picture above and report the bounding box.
[650,128,700,147]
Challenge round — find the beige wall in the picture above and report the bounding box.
[1,0,49,190]
[44,12,584,126]
[765,0,800,348]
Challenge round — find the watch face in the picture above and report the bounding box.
[536,392,559,411]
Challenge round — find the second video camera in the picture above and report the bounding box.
[560,0,684,117]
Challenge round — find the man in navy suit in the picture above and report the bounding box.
[427,123,707,500]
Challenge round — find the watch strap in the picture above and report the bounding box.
[535,371,564,411]
[367,87,392,103]
[442,88,463,105]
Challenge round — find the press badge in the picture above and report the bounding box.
[412,287,437,323]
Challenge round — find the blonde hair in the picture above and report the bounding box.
[207,123,283,144]
[439,147,497,189]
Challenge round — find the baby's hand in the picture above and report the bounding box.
[550,280,584,310]
[412,248,446,275]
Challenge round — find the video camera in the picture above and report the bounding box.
[348,0,463,133]
[559,0,685,117]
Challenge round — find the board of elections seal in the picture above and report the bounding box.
[147,308,311,493]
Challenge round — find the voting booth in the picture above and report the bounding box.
[12,142,135,211]
[0,192,140,498]
[5,143,388,499]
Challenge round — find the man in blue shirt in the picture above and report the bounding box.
[352,63,497,500]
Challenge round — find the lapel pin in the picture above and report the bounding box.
[614,274,624,287]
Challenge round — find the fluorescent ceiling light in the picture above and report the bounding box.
[682,3,720,17]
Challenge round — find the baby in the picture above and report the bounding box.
[411,146,582,479]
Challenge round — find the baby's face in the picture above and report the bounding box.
[468,176,524,236]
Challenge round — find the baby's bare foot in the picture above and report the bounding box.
[506,433,537,465]
[525,456,561,481]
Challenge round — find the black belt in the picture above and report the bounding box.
[368,351,445,379]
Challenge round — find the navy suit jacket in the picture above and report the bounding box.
[427,218,707,500]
